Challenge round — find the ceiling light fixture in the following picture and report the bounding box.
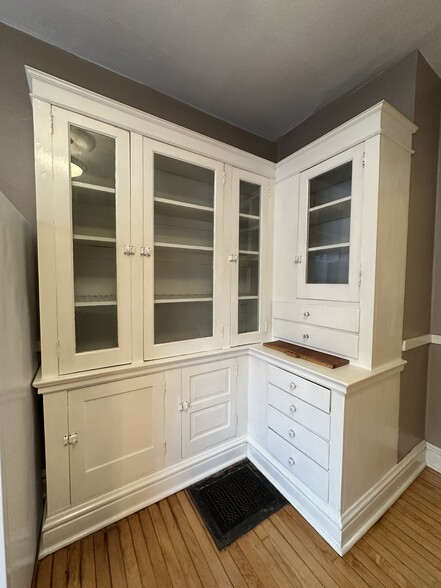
[70,156,87,178]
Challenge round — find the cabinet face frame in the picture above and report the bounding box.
[296,144,364,302]
[143,139,225,359]
[229,168,271,346]
[52,107,132,374]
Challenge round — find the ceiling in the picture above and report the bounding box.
[2,0,441,140]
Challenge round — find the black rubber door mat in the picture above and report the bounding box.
[186,459,287,549]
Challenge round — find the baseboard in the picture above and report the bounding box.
[39,436,247,558]
[248,437,426,556]
[426,442,441,473]
[340,439,426,554]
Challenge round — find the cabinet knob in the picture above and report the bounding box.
[303,311,310,317]
[303,333,309,340]
[289,429,295,438]
[229,253,238,262]
[288,457,295,466]
[140,246,152,257]
[289,404,296,413]
[289,381,296,390]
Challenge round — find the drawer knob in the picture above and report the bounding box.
[288,457,295,466]
[304,311,310,317]
[289,429,295,438]
[289,404,296,413]
[303,333,309,340]
[289,381,296,390]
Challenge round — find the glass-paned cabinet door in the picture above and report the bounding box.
[230,168,270,346]
[52,107,132,374]
[143,140,224,359]
[296,144,364,302]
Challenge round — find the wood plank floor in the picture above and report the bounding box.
[33,467,441,587]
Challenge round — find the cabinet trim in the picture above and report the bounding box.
[26,67,275,179]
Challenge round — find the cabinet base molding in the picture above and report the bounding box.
[247,438,425,556]
[426,442,441,473]
[38,435,247,558]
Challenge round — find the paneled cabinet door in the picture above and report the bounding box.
[181,359,237,458]
[52,107,132,374]
[296,144,364,302]
[143,140,225,359]
[230,169,271,346]
[68,373,164,505]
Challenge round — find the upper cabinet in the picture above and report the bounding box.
[29,69,274,378]
[52,108,132,374]
[273,102,417,369]
[296,144,364,302]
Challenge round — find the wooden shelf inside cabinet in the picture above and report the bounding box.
[308,242,349,252]
[154,295,213,304]
[72,181,116,194]
[264,340,349,369]
[75,301,117,307]
[239,213,260,220]
[239,250,259,255]
[73,235,116,247]
[154,242,214,252]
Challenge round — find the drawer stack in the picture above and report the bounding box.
[266,364,330,501]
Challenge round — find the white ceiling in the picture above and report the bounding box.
[2,0,441,140]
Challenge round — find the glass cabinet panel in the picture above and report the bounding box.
[70,125,119,352]
[237,180,261,335]
[153,154,215,344]
[306,162,352,285]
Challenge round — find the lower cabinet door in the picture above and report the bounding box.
[68,373,164,504]
[181,359,237,458]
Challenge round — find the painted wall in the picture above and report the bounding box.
[0,192,41,587]
[0,21,276,224]
[275,52,441,461]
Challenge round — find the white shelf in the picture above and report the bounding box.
[308,242,350,252]
[154,242,214,252]
[238,295,258,300]
[309,196,351,213]
[75,301,117,307]
[73,234,116,247]
[239,250,259,255]
[154,296,213,304]
[154,197,213,213]
[239,213,260,220]
[72,181,116,194]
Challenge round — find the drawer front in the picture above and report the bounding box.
[268,406,329,470]
[268,384,330,440]
[267,429,329,501]
[273,300,360,333]
[268,364,330,413]
[273,318,359,359]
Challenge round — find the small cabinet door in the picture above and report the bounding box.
[181,359,237,458]
[296,144,364,302]
[230,168,271,346]
[68,373,164,505]
[143,140,225,359]
[52,107,132,374]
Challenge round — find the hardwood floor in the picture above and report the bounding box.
[33,467,441,587]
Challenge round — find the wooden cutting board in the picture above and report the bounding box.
[263,340,349,369]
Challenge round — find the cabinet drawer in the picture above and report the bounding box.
[268,406,329,469]
[273,300,359,333]
[273,318,359,359]
[268,364,330,413]
[267,429,329,501]
[268,384,330,440]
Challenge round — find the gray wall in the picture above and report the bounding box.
[0,193,41,588]
[0,21,276,224]
[275,52,441,461]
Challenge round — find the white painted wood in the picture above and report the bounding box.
[273,318,359,359]
[268,407,329,469]
[181,359,237,457]
[26,67,275,179]
[52,107,132,373]
[68,373,164,504]
[273,300,359,333]
[143,138,224,359]
[230,168,272,346]
[267,363,331,412]
[426,442,441,473]
[432,334,441,345]
[402,334,432,351]
[268,384,330,440]
[43,391,71,516]
[164,369,182,468]
[267,429,329,501]
[296,143,364,303]
[39,436,247,557]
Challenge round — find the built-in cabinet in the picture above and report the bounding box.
[30,68,422,559]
